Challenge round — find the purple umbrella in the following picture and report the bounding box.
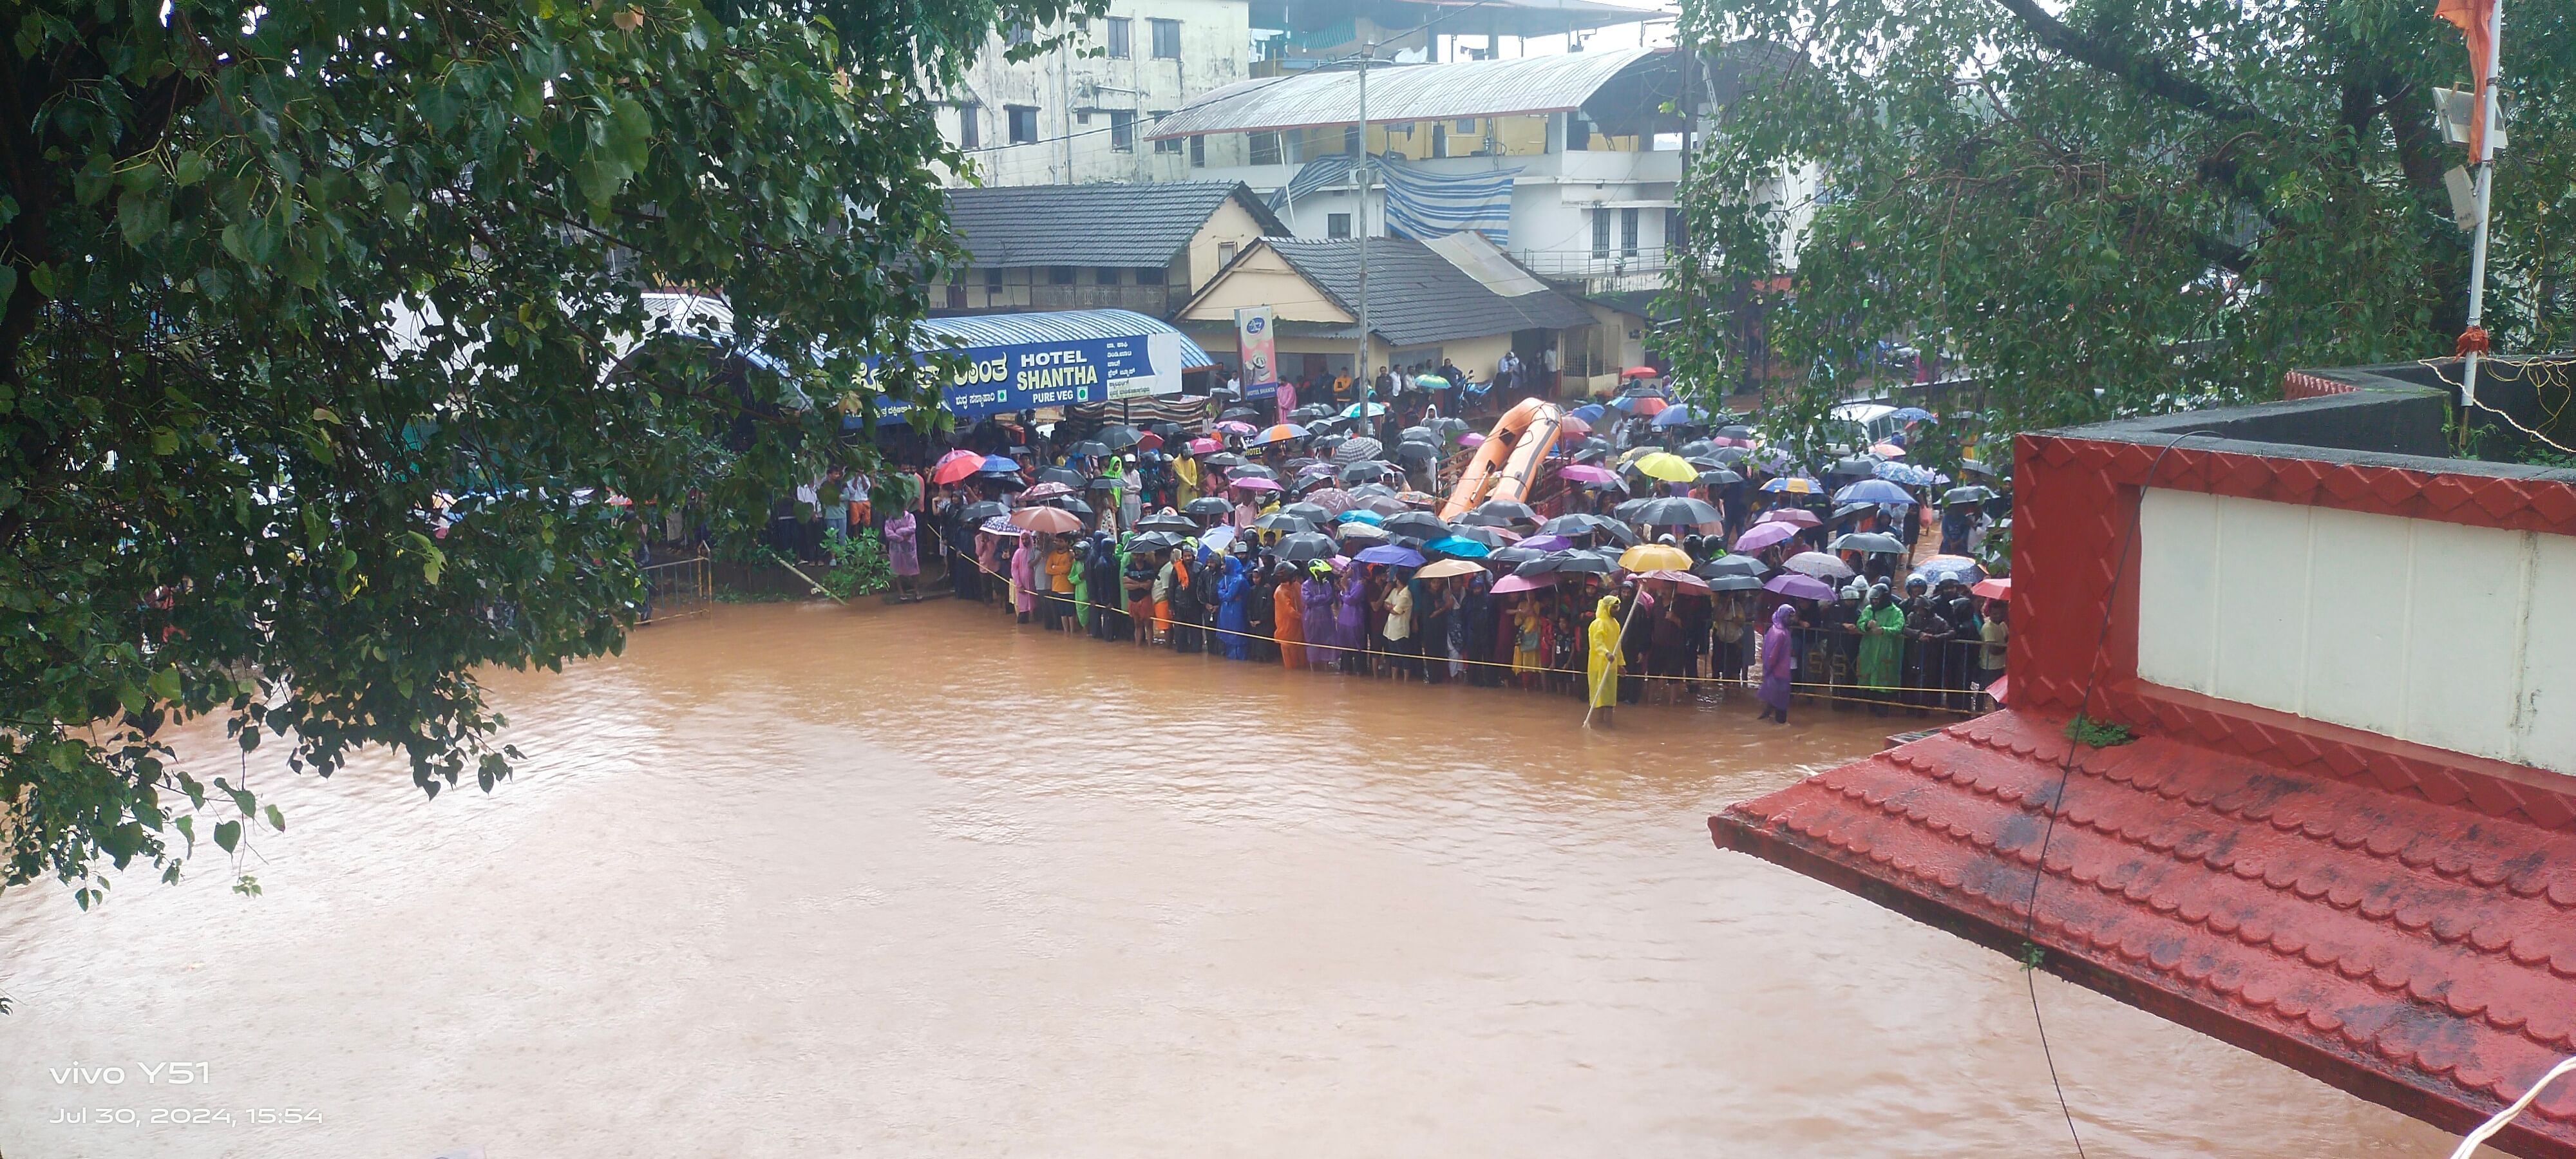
[1354,544,1425,567]
[1517,534,1574,551]
[1765,573,1837,600]
[1734,522,1799,552]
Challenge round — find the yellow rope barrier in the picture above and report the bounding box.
[923,523,1994,716]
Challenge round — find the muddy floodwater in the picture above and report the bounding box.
[0,600,2474,1158]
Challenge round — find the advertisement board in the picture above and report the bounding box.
[858,330,1184,419]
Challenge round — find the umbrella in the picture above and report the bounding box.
[1199,525,1238,554]
[1276,532,1337,563]
[1473,498,1539,523]
[1354,544,1425,567]
[1064,440,1110,458]
[1304,488,1358,513]
[1203,451,1247,469]
[1034,466,1084,487]
[1610,395,1669,417]
[1454,507,1513,527]
[1828,531,1908,554]
[1186,437,1222,455]
[1629,451,1697,482]
[1634,496,1723,527]
[1960,458,1998,476]
[1228,463,1277,479]
[1341,401,1389,418]
[1705,446,1752,464]
[1282,502,1332,523]
[1251,423,1309,445]
[1557,464,1618,485]
[1460,432,1487,448]
[1182,496,1234,517]
[1697,469,1745,486]
[1295,462,1338,480]
[1911,555,1987,585]
[1760,476,1817,494]
[1128,529,1188,552]
[1253,511,1317,533]
[1338,460,1396,484]
[1557,550,1620,575]
[1336,508,1384,525]
[1618,543,1693,572]
[1651,404,1698,429]
[1431,416,1469,439]
[1555,415,1593,437]
[1783,551,1855,580]
[1638,569,1710,590]
[931,455,985,485]
[1491,573,1558,595]
[1734,522,1799,552]
[1379,511,1451,540]
[1417,558,1484,580]
[1396,490,1441,509]
[1889,407,1935,422]
[1049,496,1095,517]
[1358,495,1408,516]
[1020,481,1076,500]
[1214,420,1258,436]
[1411,373,1453,389]
[1703,574,1765,592]
[1835,479,1917,505]
[1336,522,1390,542]
[1088,476,1121,491]
[1699,554,1768,578]
[1875,460,1944,487]
[1766,573,1837,600]
[1289,404,1335,421]
[1333,437,1385,464]
[1538,514,1611,538]
[1095,424,1145,449]
[1009,506,1081,534]
[1442,524,1514,547]
[960,500,1009,521]
[1620,365,1658,378]
[1567,403,1607,422]
[978,516,1025,538]
[1757,507,1822,528]
[1829,456,1880,478]
[1398,425,1438,444]
[1972,577,2011,601]
[1945,485,1998,505]
[1392,442,1440,466]
[1422,536,1490,558]
[1870,442,1908,458]
[1718,424,1755,438]
[1231,476,1283,493]
[1134,513,1196,532]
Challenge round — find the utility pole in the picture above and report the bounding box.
[2461,0,2505,411]
[1353,41,1375,440]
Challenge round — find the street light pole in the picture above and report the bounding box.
[2462,0,2505,412]
[1353,42,1374,440]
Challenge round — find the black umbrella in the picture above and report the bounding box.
[1634,496,1723,526]
[1135,513,1197,532]
[1703,574,1765,592]
[1203,451,1247,469]
[1095,425,1144,449]
[1338,460,1394,484]
[1276,532,1337,564]
[1128,529,1188,552]
[1697,468,1745,485]
[1282,502,1332,523]
[1182,496,1235,517]
[1399,425,1437,444]
[1707,446,1752,464]
[1345,482,1399,499]
[1432,417,1470,440]
[1229,462,1278,479]
[1699,554,1767,578]
[1048,496,1094,516]
[1088,475,1120,491]
[1549,551,1617,575]
[1064,440,1111,458]
[1945,485,1998,505]
[1379,511,1451,540]
[1719,424,1755,438]
[1310,435,1347,455]
[1220,406,1262,422]
[1289,404,1335,422]
[1830,531,1908,554]
[1828,457,1878,478]
[1487,545,1545,567]
[1539,513,1616,538]
[1674,439,1718,458]
[1454,509,1515,528]
[1253,511,1318,534]
[1611,498,1652,522]
[1474,499,1538,523]
[1333,437,1385,464]
[960,501,1009,521]
[1571,446,1609,464]
[1392,442,1439,465]
[1511,554,1562,578]
[1443,524,1511,547]
[1036,466,1084,487]
[1960,458,1999,476]
[1284,456,1323,471]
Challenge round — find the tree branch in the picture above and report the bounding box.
[1985,0,2270,129]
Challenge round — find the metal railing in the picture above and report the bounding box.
[640,554,712,624]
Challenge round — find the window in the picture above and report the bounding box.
[1110,109,1136,151]
[1249,131,1282,165]
[1455,117,1477,133]
[1591,209,1611,258]
[1049,266,1076,285]
[1151,112,1180,153]
[1097,267,1123,286]
[1189,135,1206,167]
[1328,213,1352,240]
[1149,18,1180,59]
[1105,16,1131,58]
[1620,207,1640,256]
[956,104,980,151]
[1664,207,1686,251]
[984,268,1004,292]
[1213,244,1235,269]
[1007,23,1032,46]
[1007,105,1038,145]
[1137,265,1168,285]
[1343,124,1361,156]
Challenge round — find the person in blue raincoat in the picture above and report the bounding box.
[1215,554,1251,659]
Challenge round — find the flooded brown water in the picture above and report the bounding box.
[0,599,2474,1158]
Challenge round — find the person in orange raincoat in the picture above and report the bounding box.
[1274,565,1306,669]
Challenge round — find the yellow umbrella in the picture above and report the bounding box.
[1618,543,1693,572]
[1630,451,1697,483]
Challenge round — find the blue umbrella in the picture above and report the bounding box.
[1341,401,1389,418]
[1874,460,1945,487]
[1910,556,1987,586]
[1889,407,1935,423]
[1421,535,1491,558]
[1354,544,1425,567]
[1833,479,1916,505]
[1651,404,1698,428]
[1336,509,1384,525]
[1567,403,1607,422]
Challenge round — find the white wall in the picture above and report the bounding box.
[2136,488,2576,777]
[938,0,1251,187]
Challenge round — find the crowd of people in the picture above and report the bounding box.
[883,380,2012,728]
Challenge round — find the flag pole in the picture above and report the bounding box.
[2461,0,2504,411]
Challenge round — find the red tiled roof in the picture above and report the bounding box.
[1710,709,2576,1158]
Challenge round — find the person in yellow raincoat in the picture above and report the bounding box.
[1586,594,1623,726]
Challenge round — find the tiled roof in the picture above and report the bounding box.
[1265,237,1597,347]
[1711,709,2576,1158]
[944,182,1285,269]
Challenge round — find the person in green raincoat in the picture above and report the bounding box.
[1071,532,1093,630]
[1855,583,1905,715]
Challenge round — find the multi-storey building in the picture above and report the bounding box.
[935,0,1256,187]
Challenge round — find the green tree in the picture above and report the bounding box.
[0,0,1084,909]
[1668,0,2574,460]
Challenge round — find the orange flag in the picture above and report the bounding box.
[2436,0,2498,157]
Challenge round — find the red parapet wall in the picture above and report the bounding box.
[2282,370,2358,399]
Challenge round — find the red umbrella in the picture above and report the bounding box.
[1972,577,2011,601]
[931,451,986,485]
[1620,365,1659,378]
[1628,396,1669,417]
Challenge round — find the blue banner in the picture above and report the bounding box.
[858,332,1180,420]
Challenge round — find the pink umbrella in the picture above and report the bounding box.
[1019,481,1075,500]
[1491,573,1558,594]
[1638,569,1709,590]
[1709,436,1753,448]
[1556,415,1593,437]
[1871,442,1907,458]
[1460,432,1487,448]
[1231,476,1283,492]
[1734,522,1799,552]
[1558,464,1618,485]
[1765,573,1836,600]
[1305,488,1358,513]
[1215,420,1258,436]
[1758,507,1821,528]
[1186,437,1222,454]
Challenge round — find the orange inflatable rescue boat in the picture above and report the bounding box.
[1439,397,1564,520]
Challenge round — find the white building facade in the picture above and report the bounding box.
[936,0,1256,187]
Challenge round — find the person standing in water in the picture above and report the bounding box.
[1586,594,1623,728]
[1756,603,1797,724]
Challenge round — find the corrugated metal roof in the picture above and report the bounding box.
[917,308,1218,369]
[1148,47,1662,139]
[944,182,1286,267]
[1253,237,1596,347]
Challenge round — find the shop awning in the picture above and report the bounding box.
[1711,708,2576,1158]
